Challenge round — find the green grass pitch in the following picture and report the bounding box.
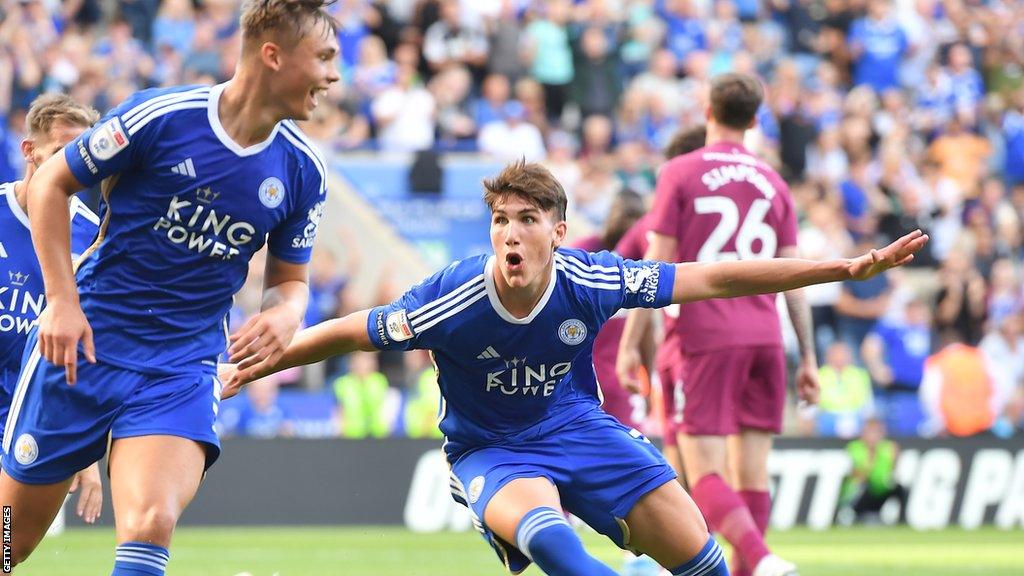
[22,526,1023,575]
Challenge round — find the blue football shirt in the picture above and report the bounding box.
[0,182,99,370]
[63,84,327,374]
[367,248,675,459]
[850,17,908,93]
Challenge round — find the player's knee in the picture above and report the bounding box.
[121,505,179,543]
[736,470,769,491]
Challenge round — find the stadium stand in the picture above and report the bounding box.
[1,0,1022,440]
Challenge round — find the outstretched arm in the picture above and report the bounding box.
[671,230,928,303]
[223,309,375,397]
[619,230,928,391]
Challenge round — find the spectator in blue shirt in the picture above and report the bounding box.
[1003,95,1024,186]
[848,0,909,93]
[237,375,293,439]
[836,235,893,363]
[862,300,933,391]
[658,0,707,63]
[945,43,985,126]
[473,73,512,129]
[913,63,954,137]
[0,114,20,183]
[151,0,196,57]
[860,299,933,437]
[305,249,353,328]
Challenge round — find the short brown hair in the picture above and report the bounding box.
[26,94,99,140]
[663,124,707,159]
[483,159,568,221]
[709,73,763,130]
[241,0,339,50]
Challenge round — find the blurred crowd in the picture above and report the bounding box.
[3,0,1023,439]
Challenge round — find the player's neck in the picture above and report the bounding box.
[218,75,283,147]
[705,126,746,148]
[492,261,552,319]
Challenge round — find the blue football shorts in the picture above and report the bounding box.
[448,408,677,573]
[0,365,16,447]
[2,328,222,484]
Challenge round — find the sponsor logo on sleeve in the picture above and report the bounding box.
[624,264,661,303]
[76,140,98,175]
[623,266,653,293]
[375,310,389,346]
[291,200,325,249]
[386,310,414,342]
[88,117,129,161]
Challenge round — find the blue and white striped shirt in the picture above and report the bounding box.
[367,247,675,459]
[64,83,327,375]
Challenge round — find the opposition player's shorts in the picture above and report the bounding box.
[2,329,222,485]
[0,366,16,447]
[656,357,684,447]
[679,344,786,436]
[448,408,677,574]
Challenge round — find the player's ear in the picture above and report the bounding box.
[552,220,567,249]
[20,138,35,165]
[260,41,284,72]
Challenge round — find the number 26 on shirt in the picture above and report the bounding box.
[695,196,777,262]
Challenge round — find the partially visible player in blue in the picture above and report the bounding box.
[222,160,928,576]
[0,94,103,525]
[0,0,340,572]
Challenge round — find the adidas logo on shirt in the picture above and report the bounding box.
[171,158,197,178]
[476,346,500,360]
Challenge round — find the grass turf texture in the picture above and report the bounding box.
[24,526,1022,575]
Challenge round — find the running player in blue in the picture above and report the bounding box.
[0,0,340,572]
[0,94,103,525]
[221,160,928,576]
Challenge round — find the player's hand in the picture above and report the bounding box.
[37,297,96,385]
[227,304,301,382]
[795,358,820,407]
[616,345,645,394]
[217,363,244,400]
[847,230,929,281]
[69,462,102,524]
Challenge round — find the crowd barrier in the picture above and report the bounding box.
[65,437,1024,530]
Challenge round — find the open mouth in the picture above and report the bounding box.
[308,87,326,108]
[505,253,523,272]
